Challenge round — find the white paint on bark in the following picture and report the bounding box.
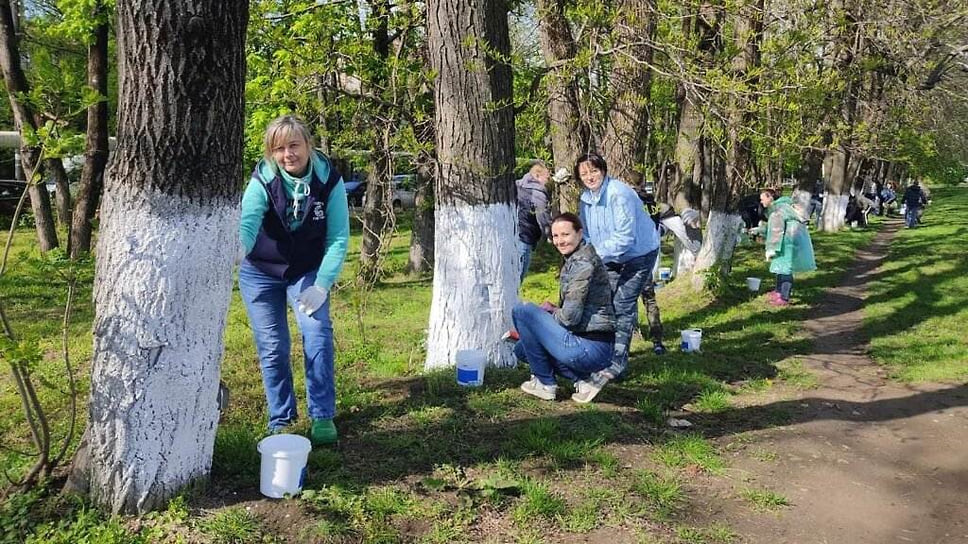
[820,193,848,232]
[425,202,518,370]
[673,241,698,277]
[691,211,744,288]
[88,185,238,513]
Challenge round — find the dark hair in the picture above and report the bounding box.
[759,187,781,200]
[551,212,583,233]
[573,152,608,185]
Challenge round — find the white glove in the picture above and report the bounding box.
[552,168,570,184]
[296,286,329,316]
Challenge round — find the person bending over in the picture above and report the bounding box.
[238,115,349,446]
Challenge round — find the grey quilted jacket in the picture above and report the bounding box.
[555,241,616,335]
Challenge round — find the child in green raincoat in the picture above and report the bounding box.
[754,188,816,306]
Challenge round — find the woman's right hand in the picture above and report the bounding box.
[539,301,557,313]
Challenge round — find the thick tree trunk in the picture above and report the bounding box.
[601,0,656,186]
[536,0,587,212]
[693,0,761,286]
[0,0,58,251]
[819,145,850,231]
[70,14,109,259]
[407,153,435,275]
[426,0,517,369]
[358,1,394,283]
[84,0,247,514]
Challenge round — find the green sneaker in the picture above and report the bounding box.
[310,418,338,446]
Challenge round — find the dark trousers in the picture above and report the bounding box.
[776,274,793,301]
[639,282,663,343]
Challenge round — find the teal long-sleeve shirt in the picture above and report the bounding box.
[239,151,349,290]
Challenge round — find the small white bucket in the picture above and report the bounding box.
[257,434,312,498]
[456,349,486,387]
[746,277,761,292]
[658,267,672,281]
[680,329,703,352]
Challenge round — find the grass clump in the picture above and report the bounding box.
[197,507,263,544]
[741,488,790,511]
[653,434,725,474]
[631,470,683,518]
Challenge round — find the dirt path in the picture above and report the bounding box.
[719,218,968,543]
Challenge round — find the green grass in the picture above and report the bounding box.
[653,434,724,474]
[864,187,968,382]
[197,507,263,544]
[5,189,965,541]
[741,487,790,511]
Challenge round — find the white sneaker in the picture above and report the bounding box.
[571,372,609,404]
[520,376,557,401]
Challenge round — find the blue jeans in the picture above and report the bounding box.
[604,250,658,376]
[518,239,535,282]
[775,274,793,301]
[511,303,612,386]
[238,261,336,430]
[905,206,920,228]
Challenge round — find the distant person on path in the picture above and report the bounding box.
[511,213,616,403]
[516,161,552,282]
[902,179,928,228]
[879,181,897,216]
[238,115,349,446]
[754,188,816,306]
[575,152,660,401]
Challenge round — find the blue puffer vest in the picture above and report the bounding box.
[247,164,341,280]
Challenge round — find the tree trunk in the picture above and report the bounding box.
[47,157,72,228]
[407,151,435,275]
[601,0,656,187]
[0,0,58,252]
[426,0,517,369]
[358,0,394,283]
[819,145,850,231]
[83,0,247,514]
[70,13,109,259]
[536,0,588,211]
[693,0,762,285]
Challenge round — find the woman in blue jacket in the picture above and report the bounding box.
[238,115,349,446]
[574,153,660,402]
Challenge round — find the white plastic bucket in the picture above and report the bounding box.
[456,349,486,387]
[680,329,703,352]
[658,267,672,281]
[257,434,311,498]
[746,277,761,292]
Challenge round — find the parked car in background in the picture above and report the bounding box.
[354,174,417,210]
[0,180,26,220]
[343,174,367,207]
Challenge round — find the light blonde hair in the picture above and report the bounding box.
[263,115,314,159]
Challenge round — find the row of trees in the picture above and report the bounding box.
[1,0,965,515]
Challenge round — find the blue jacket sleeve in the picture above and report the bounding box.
[595,191,636,261]
[313,179,350,290]
[239,178,269,253]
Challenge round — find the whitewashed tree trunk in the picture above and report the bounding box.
[88,190,238,513]
[82,0,247,514]
[819,193,849,232]
[426,0,517,370]
[691,211,744,288]
[425,204,518,368]
[673,240,699,277]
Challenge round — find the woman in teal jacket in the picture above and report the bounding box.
[758,188,816,306]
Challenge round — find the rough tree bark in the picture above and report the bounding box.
[0,0,58,252]
[693,0,763,285]
[70,10,109,259]
[425,0,517,369]
[536,0,588,211]
[818,0,860,232]
[46,157,72,228]
[601,0,656,187]
[407,148,435,275]
[82,0,247,514]
[358,0,394,283]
